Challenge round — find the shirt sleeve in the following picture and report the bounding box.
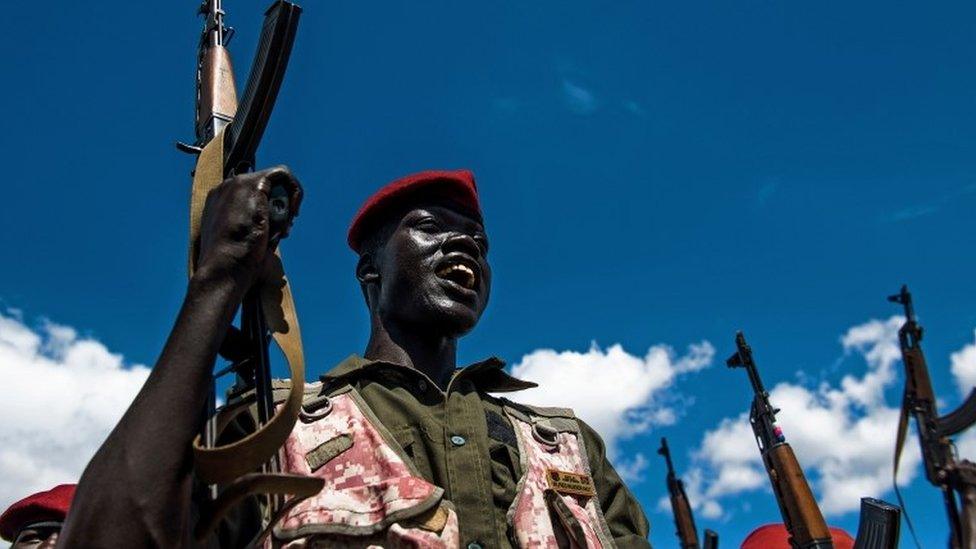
[578,419,652,548]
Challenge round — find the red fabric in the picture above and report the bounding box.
[740,523,854,549]
[0,484,76,541]
[347,169,481,252]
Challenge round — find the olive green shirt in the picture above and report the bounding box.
[320,355,650,548]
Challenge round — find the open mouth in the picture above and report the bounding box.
[435,255,478,291]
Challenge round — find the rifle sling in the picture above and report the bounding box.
[892,386,922,549]
[186,129,319,534]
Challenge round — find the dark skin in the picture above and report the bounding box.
[60,166,303,547]
[359,199,491,387]
[59,169,491,546]
[12,523,62,548]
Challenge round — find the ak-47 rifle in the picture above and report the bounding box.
[889,285,976,549]
[727,332,833,549]
[658,437,706,549]
[179,0,322,541]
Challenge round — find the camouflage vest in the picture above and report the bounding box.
[265,382,616,548]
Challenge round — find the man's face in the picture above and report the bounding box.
[12,522,62,548]
[372,203,491,336]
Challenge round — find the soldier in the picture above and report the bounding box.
[62,169,650,547]
[0,484,75,548]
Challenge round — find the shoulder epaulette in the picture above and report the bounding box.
[500,397,577,419]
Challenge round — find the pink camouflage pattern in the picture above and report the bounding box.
[275,503,460,549]
[506,413,614,548]
[268,387,459,547]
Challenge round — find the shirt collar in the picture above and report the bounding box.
[321,354,537,393]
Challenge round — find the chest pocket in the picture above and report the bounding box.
[392,425,435,483]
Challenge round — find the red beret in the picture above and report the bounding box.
[0,484,76,541]
[740,523,854,549]
[348,169,481,253]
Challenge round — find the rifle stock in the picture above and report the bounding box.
[765,444,832,546]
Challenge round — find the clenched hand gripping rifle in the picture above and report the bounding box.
[727,332,834,549]
[179,0,323,541]
[657,437,718,549]
[889,285,976,549]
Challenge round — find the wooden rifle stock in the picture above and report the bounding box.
[765,443,833,547]
[670,489,701,549]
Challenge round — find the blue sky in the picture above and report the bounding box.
[2,1,976,547]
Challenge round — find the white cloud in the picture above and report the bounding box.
[948,331,976,467]
[616,452,650,483]
[0,310,149,513]
[683,317,924,518]
[562,79,598,115]
[508,341,715,459]
[951,331,976,397]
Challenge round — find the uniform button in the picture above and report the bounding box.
[418,379,428,392]
[450,435,466,447]
[467,543,483,549]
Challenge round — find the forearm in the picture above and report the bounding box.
[61,268,245,547]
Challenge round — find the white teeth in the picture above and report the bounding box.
[437,262,476,289]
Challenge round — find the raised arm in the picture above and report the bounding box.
[59,167,301,548]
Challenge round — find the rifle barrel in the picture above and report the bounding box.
[658,437,676,475]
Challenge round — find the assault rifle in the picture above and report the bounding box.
[181,0,302,464]
[889,285,976,548]
[179,0,322,541]
[727,332,834,549]
[658,437,704,549]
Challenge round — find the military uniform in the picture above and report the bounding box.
[215,356,650,548]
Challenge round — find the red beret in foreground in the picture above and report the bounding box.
[0,484,76,541]
[740,523,854,549]
[348,169,481,252]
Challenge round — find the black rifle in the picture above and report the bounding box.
[658,437,705,549]
[889,285,976,548]
[727,332,834,549]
